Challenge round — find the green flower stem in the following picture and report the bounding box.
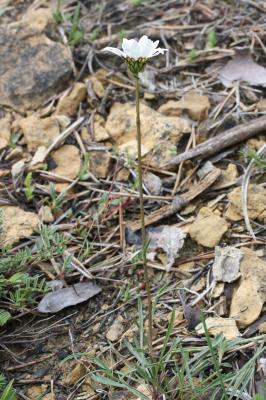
[134,75,153,355]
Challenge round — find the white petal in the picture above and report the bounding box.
[101,47,125,57]
[138,35,154,57]
[122,38,137,56]
[147,40,159,57]
[138,35,149,46]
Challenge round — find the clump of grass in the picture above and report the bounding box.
[53,1,84,47]
[0,375,16,400]
[89,299,266,400]
[53,0,63,24]
[68,4,84,47]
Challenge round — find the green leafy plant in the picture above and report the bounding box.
[0,226,69,324]
[245,148,266,169]
[8,132,20,149]
[24,172,34,201]
[48,183,66,213]
[53,1,84,46]
[79,152,90,180]
[207,30,217,49]
[0,309,11,326]
[0,376,16,400]
[188,48,198,62]
[68,3,84,47]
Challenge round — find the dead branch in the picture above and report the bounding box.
[128,168,221,231]
[164,115,266,167]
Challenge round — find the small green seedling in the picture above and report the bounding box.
[189,48,198,62]
[207,30,217,49]
[79,152,90,180]
[24,172,34,201]
[48,183,65,213]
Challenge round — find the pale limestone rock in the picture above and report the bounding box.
[27,385,47,399]
[42,394,55,400]
[88,148,111,178]
[50,145,81,180]
[118,140,149,159]
[226,184,266,223]
[105,102,190,168]
[212,163,238,190]
[191,276,206,292]
[0,206,39,246]
[257,98,266,112]
[106,317,124,342]
[189,207,228,248]
[142,141,181,169]
[93,114,109,142]
[230,248,266,328]
[196,317,240,340]
[259,322,266,333]
[158,92,210,121]
[63,363,86,386]
[22,7,56,34]
[0,114,11,149]
[210,282,224,299]
[87,76,105,98]
[38,206,54,223]
[56,83,87,116]
[158,100,182,116]
[19,116,61,152]
[31,146,47,166]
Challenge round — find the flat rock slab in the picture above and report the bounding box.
[0,25,73,111]
[105,102,191,168]
[0,206,39,246]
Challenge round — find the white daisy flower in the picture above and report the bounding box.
[102,35,167,60]
[102,35,167,74]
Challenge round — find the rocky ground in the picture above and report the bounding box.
[0,0,266,399]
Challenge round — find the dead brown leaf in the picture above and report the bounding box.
[219,50,266,87]
[37,282,101,313]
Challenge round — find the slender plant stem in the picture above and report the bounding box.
[134,75,153,355]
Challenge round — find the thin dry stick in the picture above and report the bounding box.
[172,126,195,195]
[165,115,266,166]
[135,76,153,355]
